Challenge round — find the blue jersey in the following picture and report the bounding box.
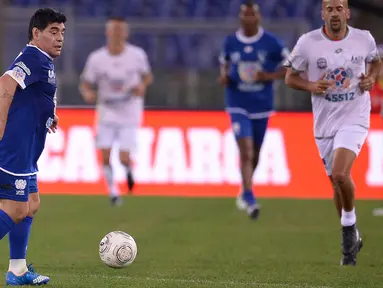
[0,45,56,175]
[220,28,289,118]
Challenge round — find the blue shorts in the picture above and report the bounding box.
[29,174,38,194]
[0,171,38,202]
[229,113,269,147]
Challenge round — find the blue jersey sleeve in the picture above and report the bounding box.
[273,38,290,67]
[219,36,242,83]
[5,53,41,89]
[219,36,230,65]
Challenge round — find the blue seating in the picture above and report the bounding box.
[8,0,320,23]
[6,0,320,71]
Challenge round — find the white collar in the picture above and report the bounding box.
[236,27,264,44]
[320,25,352,42]
[26,44,53,60]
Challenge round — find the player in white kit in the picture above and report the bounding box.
[79,17,153,205]
[284,0,381,266]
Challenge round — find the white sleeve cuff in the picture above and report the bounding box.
[4,70,26,89]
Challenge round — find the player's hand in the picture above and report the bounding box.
[217,75,229,86]
[359,73,375,91]
[254,71,274,82]
[48,114,59,134]
[308,73,330,95]
[83,90,97,104]
[131,83,146,97]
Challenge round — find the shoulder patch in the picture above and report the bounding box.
[11,67,26,82]
[15,61,31,76]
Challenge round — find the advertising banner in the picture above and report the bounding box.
[37,109,383,199]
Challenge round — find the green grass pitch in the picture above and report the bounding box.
[0,196,382,287]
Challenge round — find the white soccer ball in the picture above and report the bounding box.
[99,231,138,268]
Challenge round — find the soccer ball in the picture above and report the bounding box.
[99,231,138,268]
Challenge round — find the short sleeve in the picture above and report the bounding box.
[274,38,290,66]
[81,53,98,84]
[4,53,41,89]
[219,36,230,65]
[283,35,308,72]
[366,31,379,63]
[138,49,151,74]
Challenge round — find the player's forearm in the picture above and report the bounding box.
[269,68,287,80]
[79,82,97,103]
[142,73,153,87]
[285,69,311,92]
[368,60,382,80]
[220,64,229,78]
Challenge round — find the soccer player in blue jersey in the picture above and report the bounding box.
[0,8,65,285]
[218,1,289,219]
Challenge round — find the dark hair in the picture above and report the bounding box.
[240,0,260,14]
[243,0,254,7]
[107,16,127,22]
[28,8,67,41]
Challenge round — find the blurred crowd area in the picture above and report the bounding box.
[0,0,383,112]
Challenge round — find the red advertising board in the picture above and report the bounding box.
[37,109,383,199]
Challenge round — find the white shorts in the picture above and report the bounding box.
[95,123,138,152]
[315,125,368,176]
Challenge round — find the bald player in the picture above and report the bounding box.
[285,0,381,265]
[80,17,153,205]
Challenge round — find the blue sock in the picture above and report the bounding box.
[243,190,256,205]
[0,210,16,240]
[9,216,33,259]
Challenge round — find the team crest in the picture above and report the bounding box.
[325,67,352,91]
[15,179,27,196]
[244,46,253,53]
[15,62,31,75]
[317,58,327,69]
[11,67,26,82]
[238,62,262,83]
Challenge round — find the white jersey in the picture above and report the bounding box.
[286,26,379,138]
[81,44,151,125]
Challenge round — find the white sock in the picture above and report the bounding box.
[103,165,119,197]
[9,259,27,276]
[341,208,356,227]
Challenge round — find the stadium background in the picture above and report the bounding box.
[0,0,382,199]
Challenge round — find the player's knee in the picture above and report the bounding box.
[1,200,29,223]
[239,148,254,163]
[332,171,350,184]
[119,151,131,167]
[28,195,40,217]
[102,156,110,166]
[101,150,111,166]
